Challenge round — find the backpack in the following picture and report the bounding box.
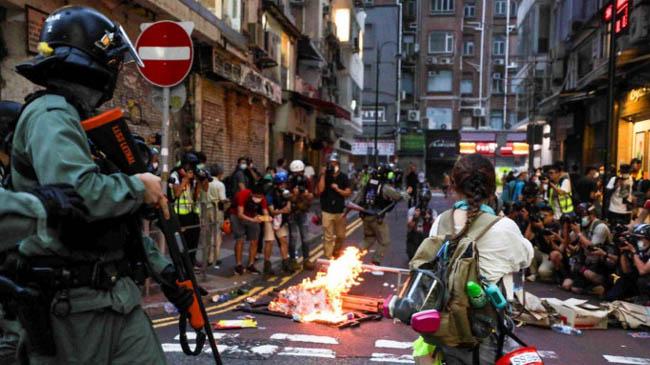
[409,209,501,348]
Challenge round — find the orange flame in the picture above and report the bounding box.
[269,247,364,323]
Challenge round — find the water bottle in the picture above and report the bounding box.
[466,281,487,308]
[551,323,583,336]
[485,283,507,310]
[164,302,178,314]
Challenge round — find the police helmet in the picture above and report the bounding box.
[16,6,143,105]
[274,171,289,184]
[633,224,650,240]
[328,153,339,163]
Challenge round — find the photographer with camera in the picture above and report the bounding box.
[524,205,561,282]
[562,203,614,296]
[605,164,635,226]
[287,160,315,271]
[317,153,352,259]
[548,163,575,220]
[171,152,211,265]
[609,224,650,302]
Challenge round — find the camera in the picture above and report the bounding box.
[195,168,213,182]
[282,189,292,199]
[612,224,635,247]
[290,174,307,193]
[560,212,579,225]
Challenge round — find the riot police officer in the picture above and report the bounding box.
[10,6,191,363]
[355,164,405,265]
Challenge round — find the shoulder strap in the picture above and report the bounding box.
[472,215,502,242]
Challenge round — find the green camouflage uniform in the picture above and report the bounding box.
[11,94,169,364]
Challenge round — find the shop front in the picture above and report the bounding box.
[617,86,650,176]
[425,130,460,187]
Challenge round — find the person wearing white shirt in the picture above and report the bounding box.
[207,164,228,267]
[606,164,634,226]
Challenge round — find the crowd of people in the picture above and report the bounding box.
[499,160,650,304]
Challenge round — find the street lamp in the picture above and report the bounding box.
[374,41,399,165]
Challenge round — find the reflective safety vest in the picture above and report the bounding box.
[174,188,199,215]
[549,179,574,214]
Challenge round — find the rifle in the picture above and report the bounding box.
[80,108,222,364]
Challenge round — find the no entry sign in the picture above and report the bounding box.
[135,21,194,87]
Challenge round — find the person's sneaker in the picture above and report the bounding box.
[246,265,261,275]
[263,261,274,277]
[526,274,537,282]
[234,265,245,276]
[289,258,301,271]
[303,260,315,271]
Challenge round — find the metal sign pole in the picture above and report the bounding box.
[161,86,171,194]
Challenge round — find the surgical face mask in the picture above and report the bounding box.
[334,165,340,173]
[621,173,630,179]
[593,172,600,179]
[581,216,590,227]
[252,197,262,204]
[240,163,248,170]
[542,183,548,191]
[638,239,650,251]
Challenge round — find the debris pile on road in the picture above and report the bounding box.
[269,247,364,323]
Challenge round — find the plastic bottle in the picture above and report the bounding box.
[163,302,178,315]
[485,283,507,310]
[466,281,487,308]
[551,323,583,336]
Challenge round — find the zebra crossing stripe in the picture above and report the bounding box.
[374,340,413,349]
[161,343,236,354]
[278,347,336,358]
[270,333,339,345]
[603,355,650,364]
[173,332,238,341]
[370,353,415,363]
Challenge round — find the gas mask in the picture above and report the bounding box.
[382,270,444,334]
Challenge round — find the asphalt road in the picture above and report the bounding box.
[153,193,650,364]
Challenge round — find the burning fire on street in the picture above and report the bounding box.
[269,247,365,323]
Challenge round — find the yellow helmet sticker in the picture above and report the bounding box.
[37,42,54,56]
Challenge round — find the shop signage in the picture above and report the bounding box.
[629,87,650,103]
[26,6,48,54]
[399,133,425,154]
[622,86,650,118]
[351,140,395,156]
[460,142,529,156]
[212,49,282,104]
[425,130,460,160]
[603,0,630,34]
[362,107,386,123]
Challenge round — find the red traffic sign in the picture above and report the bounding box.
[135,21,194,88]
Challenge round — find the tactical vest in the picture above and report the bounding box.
[549,178,574,214]
[362,179,391,211]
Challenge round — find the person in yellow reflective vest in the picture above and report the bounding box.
[548,163,574,219]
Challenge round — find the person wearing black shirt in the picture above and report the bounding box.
[405,163,418,208]
[317,153,352,259]
[524,205,560,282]
[575,166,599,204]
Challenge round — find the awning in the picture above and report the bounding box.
[291,92,351,120]
[298,37,325,62]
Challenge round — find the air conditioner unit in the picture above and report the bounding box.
[440,57,453,64]
[492,72,502,79]
[427,56,438,64]
[414,43,420,52]
[409,22,417,30]
[494,58,505,65]
[428,70,439,77]
[630,5,650,44]
[439,123,450,130]
[472,107,486,117]
[407,110,420,121]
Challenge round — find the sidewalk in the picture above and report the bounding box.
[142,202,359,317]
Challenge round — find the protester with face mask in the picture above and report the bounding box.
[232,182,270,275]
[606,164,635,225]
[608,224,650,303]
[316,153,352,259]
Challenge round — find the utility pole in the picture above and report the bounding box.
[374,42,381,166]
[478,0,487,116]
[503,0,511,130]
[605,3,618,195]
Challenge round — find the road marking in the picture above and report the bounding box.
[374,340,413,349]
[173,332,238,341]
[537,350,559,359]
[270,333,339,345]
[370,352,415,363]
[161,343,235,354]
[604,355,650,364]
[152,217,362,329]
[278,347,336,359]
[250,344,279,356]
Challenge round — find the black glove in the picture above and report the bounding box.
[29,183,88,228]
[160,265,194,313]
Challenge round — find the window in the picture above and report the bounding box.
[510,1,518,17]
[461,114,474,128]
[495,0,506,16]
[490,111,504,130]
[427,70,453,92]
[460,79,473,94]
[402,72,414,96]
[464,3,476,17]
[428,31,454,54]
[463,40,474,55]
[431,0,454,13]
[491,73,504,93]
[426,107,453,129]
[493,36,505,56]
